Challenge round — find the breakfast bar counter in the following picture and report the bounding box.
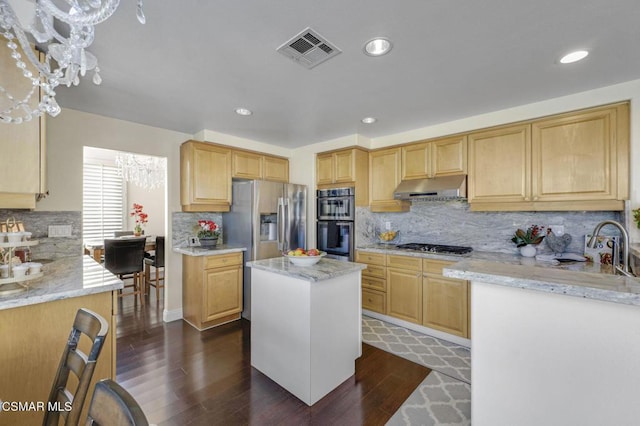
[247,257,366,406]
[443,258,640,426]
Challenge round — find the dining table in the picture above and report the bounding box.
[84,235,156,263]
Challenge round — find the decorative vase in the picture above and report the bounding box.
[519,244,537,257]
[199,236,218,248]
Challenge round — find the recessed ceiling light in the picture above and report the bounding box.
[235,107,252,116]
[363,38,393,57]
[560,50,589,64]
[361,117,377,124]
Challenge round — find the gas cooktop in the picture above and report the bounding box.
[395,243,473,255]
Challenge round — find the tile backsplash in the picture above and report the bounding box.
[356,200,622,254]
[0,210,82,260]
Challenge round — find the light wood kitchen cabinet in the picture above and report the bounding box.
[402,135,467,180]
[232,150,289,183]
[0,42,46,209]
[263,155,289,182]
[386,254,422,324]
[468,123,531,205]
[531,103,628,206]
[316,147,369,206]
[369,147,410,212]
[356,250,387,314]
[422,259,469,338]
[181,141,232,212]
[182,252,243,330]
[468,102,629,211]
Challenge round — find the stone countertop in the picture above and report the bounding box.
[247,257,367,282]
[173,245,247,256]
[0,256,123,311]
[443,258,640,306]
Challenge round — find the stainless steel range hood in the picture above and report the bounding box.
[393,174,466,200]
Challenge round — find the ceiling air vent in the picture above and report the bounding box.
[277,27,342,69]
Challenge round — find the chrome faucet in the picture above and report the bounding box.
[587,220,632,276]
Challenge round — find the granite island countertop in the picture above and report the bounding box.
[173,244,247,256]
[0,255,123,311]
[247,257,367,282]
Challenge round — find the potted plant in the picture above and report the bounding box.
[196,220,220,247]
[130,203,148,236]
[511,225,547,257]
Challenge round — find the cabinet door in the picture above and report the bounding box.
[202,265,243,322]
[316,153,334,185]
[370,148,409,212]
[432,135,467,177]
[181,142,232,211]
[334,149,355,183]
[362,288,386,314]
[401,142,431,180]
[423,276,469,338]
[468,124,531,203]
[232,150,263,180]
[532,106,619,202]
[0,43,44,206]
[387,267,422,324]
[263,156,289,182]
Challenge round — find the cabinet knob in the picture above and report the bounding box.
[416,272,421,277]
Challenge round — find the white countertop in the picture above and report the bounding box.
[0,256,123,311]
[247,257,367,282]
[173,245,246,256]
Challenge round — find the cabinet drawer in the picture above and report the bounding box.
[362,275,386,292]
[356,251,386,266]
[423,259,455,276]
[387,254,422,271]
[363,264,386,279]
[362,288,386,314]
[205,252,243,269]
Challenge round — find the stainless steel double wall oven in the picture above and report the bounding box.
[316,187,355,261]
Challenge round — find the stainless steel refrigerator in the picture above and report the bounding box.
[223,180,307,319]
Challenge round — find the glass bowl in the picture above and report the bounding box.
[378,230,399,244]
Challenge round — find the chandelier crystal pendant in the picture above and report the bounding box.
[0,0,145,124]
[116,152,166,190]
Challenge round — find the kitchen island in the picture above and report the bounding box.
[0,256,122,426]
[247,256,366,406]
[444,258,640,426]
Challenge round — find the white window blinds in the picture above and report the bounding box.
[83,162,124,242]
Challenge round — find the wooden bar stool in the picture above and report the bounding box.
[85,379,149,425]
[104,237,147,306]
[144,236,164,301]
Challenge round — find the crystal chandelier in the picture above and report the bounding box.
[0,0,145,124]
[116,152,166,190]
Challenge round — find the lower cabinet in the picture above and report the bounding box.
[356,250,387,314]
[422,259,469,338]
[182,252,243,330]
[386,255,423,324]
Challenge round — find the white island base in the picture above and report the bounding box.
[250,262,362,406]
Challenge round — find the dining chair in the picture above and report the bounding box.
[144,236,165,301]
[43,308,109,426]
[113,230,134,237]
[104,237,147,306]
[85,379,149,426]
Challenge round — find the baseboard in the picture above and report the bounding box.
[163,307,183,323]
[362,309,472,348]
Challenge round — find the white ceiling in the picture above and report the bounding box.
[54,0,640,148]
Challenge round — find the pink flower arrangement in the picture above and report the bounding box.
[130,203,148,234]
[196,220,220,238]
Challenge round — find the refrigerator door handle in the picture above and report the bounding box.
[277,197,284,251]
[284,198,290,250]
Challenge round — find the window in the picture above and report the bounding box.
[83,162,125,242]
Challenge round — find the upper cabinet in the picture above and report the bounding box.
[232,150,289,183]
[369,147,410,212]
[181,141,232,212]
[468,102,629,211]
[402,135,467,180]
[316,147,369,206]
[0,43,46,209]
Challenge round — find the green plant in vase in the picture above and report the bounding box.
[196,220,220,247]
[511,225,548,257]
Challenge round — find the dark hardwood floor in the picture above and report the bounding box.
[116,291,430,425]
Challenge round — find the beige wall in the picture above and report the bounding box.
[43,77,640,322]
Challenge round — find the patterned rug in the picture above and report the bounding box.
[361,316,471,425]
